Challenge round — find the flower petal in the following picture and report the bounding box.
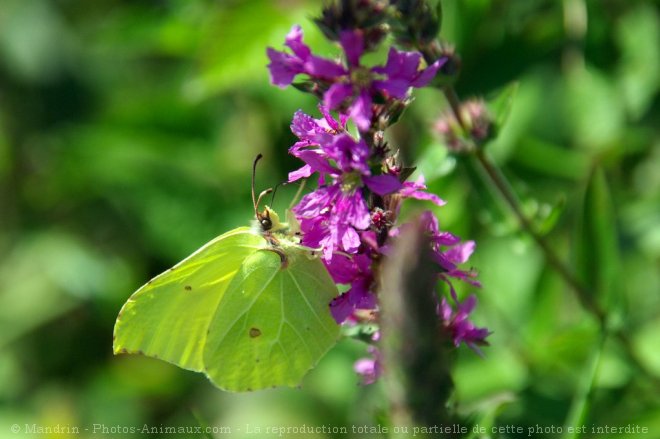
[363,174,403,196]
[288,164,313,182]
[374,79,410,100]
[292,150,338,176]
[284,25,311,60]
[324,253,357,284]
[324,83,354,110]
[330,293,354,323]
[266,48,302,87]
[318,104,345,132]
[411,57,447,88]
[348,90,373,131]
[380,47,422,81]
[340,30,364,67]
[400,177,446,206]
[304,55,346,79]
[444,240,476,264]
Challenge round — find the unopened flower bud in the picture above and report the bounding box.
[314,0,389,51]
[390,0,441,48]
[434,98,492,153]
[429,43,461,87]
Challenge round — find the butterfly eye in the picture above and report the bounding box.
[260,217,272,230]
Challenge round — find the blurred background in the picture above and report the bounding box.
[0,0,658,437]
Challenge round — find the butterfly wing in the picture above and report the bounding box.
[113,227,263,371]
[203,246,339,391]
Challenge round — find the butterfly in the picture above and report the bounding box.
[113,155,340,391]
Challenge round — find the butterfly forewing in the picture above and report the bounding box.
[113,228,263,371]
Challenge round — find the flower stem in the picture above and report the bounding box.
[443,86,466,128]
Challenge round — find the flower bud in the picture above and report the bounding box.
[314,0,389,51]
[429,43,461,87]
[434,99,492,153]
[390,0,441,48]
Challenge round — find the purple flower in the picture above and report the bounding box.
[326,253,376,323]
[266,26,344,87]
[439,295,490,354]
[293,185,367,258]
[418,211,480,298]
[354,346,382,385]
[399,176,446,206]
[288,110,402,257]
[268,26,445,131]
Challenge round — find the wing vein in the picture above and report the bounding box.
[287,270,335,338]
[207,264,280,349]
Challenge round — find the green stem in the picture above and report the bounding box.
[443,86,466,128]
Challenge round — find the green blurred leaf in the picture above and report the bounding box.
[616,4,660,120]
[574,166,621,312]
[188,0,311,99]
[512,137,590,180]
[0,0,74,82]
[561,336,603,439]
[454,349,528,403]
[536,196,566,235]
[564,67,625,150]
[487,81,519,132]
[0,232,128,349]
[633,318,660,377]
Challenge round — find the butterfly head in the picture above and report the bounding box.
[256,206,288,233]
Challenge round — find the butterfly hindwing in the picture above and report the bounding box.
[203,246,340,391]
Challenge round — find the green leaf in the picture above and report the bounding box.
[616,4,660,119]
[633,318,660,377]
[187,0,313,99]
[536,196,566,236]
[512,137,590,180]
[486,82,519,132]
[574,166,621,311]
[564,67,624,150]
[561,336,604,439]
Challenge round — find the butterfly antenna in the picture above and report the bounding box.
[252,154,263,217]
[270,181,287,208]
[255,189,273,213]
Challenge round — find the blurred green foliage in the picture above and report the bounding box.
[0,0,658,438]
